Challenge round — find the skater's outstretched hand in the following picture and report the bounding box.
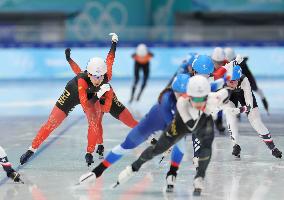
[65,48,71,60]
[109,33,118,43]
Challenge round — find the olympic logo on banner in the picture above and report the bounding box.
[0,0,25,7]
[71,1,128,41]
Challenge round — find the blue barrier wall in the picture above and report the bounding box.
[1,47,283,79]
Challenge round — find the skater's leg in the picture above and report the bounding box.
[247,107,281,158]
[130,64,139,103]
[32,106,67,149]
[136,64,149,101]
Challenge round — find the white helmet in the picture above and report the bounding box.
[136,43,148,57]
[224,47,236,62]
[186,75,211,97]
[211,47,225,62]
[86,57,107,76]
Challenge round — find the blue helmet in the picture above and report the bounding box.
[192,55,214,75]
[181,53,198,70]
[230,65,242,80]
[171,73,190,93]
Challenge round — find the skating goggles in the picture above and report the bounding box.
[91,74,104,80]
[191,96,207,103]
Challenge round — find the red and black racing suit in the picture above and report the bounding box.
[67,47,138,153]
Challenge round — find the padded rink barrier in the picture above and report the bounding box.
[1,46,284,79]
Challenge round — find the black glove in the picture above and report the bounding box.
[96,144,104,159]
[150,138,158,145]
[85,153,94,167]
[20,150,34,165]
[239,105,251,114]
[262,98,269,113]
[65,48,71,61]
[272,148,282,158]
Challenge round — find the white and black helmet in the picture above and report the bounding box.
[86,57,107,76]
[186,75,211,97]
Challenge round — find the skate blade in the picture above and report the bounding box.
[112,181,120,188]
[159,156,165,164]
[193,188,201,196]
[75,173,95,185]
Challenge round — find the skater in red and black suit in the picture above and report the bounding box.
[129,44,153,103]
[65,47,138,166]
[20,33,137,166]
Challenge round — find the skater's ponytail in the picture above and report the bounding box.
[158,87,172,104]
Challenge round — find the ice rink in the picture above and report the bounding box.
[0,78,284,200]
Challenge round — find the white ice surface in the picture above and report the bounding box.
[0,78,283,200]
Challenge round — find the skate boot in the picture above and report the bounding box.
[96,144,104,159]
[166,174,176,193]
[114,165,135,187]
[85,153,94,167]
[215,118,225,134]
[7,169,23,183]
[232,144,241,158]
[193,177,204,196]
[78,171,96,185]
[272,148,282,158]
[20,148,35,165]
[192,157,199,170]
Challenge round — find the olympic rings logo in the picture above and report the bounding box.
[0,0,25,8]
[71,1,128,41]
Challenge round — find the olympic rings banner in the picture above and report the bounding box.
[0,47,284,79]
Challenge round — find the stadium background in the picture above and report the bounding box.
[1,0,284,79]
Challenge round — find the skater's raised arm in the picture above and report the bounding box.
[105,33,118,81]
[65,48,82,75]
[213,55,243,80]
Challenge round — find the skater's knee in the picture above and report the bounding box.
[152,145,168,156]
[121,138,139,149]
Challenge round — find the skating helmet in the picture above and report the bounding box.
[171,73,190,93]
[192,55,214,75]
[136,43,148,57]
[224,47,236,62]
[86,57,107,76]
[228,65,242,81]
[187,75,211,98]
[211,47,225,62]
